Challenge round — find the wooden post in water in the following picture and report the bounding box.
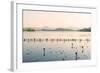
[24,39,25,41]
[79,39,82,42]
[33,38,36,42]
[62,58,65,61]
[71,42,73,49]
[43,48,45,56]
[75,52,78,60]
[45,38,48,42]
[81,46,84,53]
[86,39,89,43]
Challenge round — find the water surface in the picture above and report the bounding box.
[23,31,91,62]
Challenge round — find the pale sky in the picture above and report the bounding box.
[23,10,91,29]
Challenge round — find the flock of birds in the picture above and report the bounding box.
[23,38,90,43]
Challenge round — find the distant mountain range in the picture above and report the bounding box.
[41,28,73,31]
[23,27,91,32]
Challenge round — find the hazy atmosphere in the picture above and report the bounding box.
[23,10,91,29]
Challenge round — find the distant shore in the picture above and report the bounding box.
[23,27,91,32]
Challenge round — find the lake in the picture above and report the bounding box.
[22,31,91,62]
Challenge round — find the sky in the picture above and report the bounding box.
[23,10,92,29]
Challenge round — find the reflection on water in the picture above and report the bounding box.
[23,31,91,62]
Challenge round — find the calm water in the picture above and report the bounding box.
[23,31,91,62]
